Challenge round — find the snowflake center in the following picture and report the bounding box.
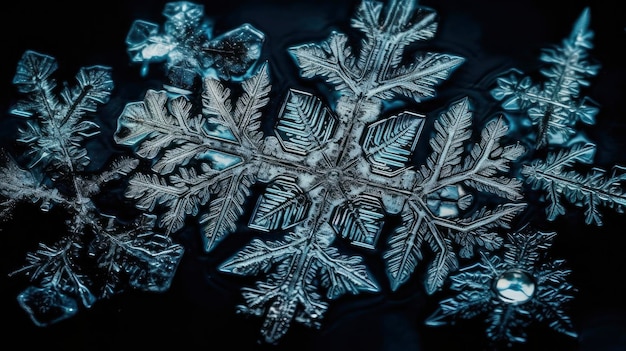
[494,269,535,304]
[324,168,344,186]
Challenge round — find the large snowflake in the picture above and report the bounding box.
[113,0,529,344]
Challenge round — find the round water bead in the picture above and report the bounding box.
[494,269,535,304]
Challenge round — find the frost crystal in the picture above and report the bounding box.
[426,228,577,347]
[491,7,600,149]
[126,1,264,93]
[2,51,183,326]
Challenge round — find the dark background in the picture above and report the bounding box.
[1,0,625,350]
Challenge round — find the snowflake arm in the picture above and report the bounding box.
[421,98,525,201]
[522,143,626,225]
[11,50,113,172]
[220,228,378,344]
[289,0,464,112]
[115,64,271,245]
[384,97,526,293]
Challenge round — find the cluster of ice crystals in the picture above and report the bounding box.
[126,1,264,93]
[5,1,623,348]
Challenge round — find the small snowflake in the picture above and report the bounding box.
[2,51,183,326]
[426,228,577,347]
[490,8,626,226]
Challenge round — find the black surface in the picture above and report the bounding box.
[2,1,625,350]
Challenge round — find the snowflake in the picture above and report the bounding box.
[1,50,183,327]
[490,8,626,225]
[126,1,264,93]
[425,228,577,347]
[112,0,532,344]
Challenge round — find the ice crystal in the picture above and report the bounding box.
[126,1,264,93]
[2,50,183,326]
[426,228,577,347]
[491,7,600,149]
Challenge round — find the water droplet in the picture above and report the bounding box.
[494,269,535,304]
